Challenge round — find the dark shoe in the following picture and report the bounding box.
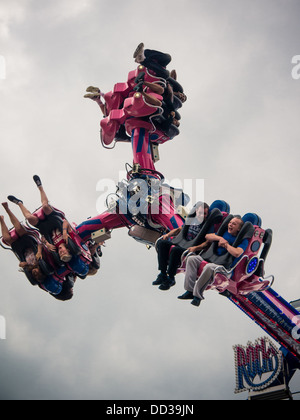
[168,277,176,287]
[219,290,231,298]
[191,297,201,307]
[152,272,167,286]
[177,291,194,300]
[7,195,23,205]
[159,276,175,291]
[33,175,42,187]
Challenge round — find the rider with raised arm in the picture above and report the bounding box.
[7,175,93,278]
[0,202,46,283]
[178,216,249,306]
[8,175,74,263]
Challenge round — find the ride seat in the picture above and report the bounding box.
[171,206,223,249]
[1,226,55,285]
[33,208,91,264]
[205,213,273,295]
[252,228,273,277]
[209,200,230,232]
[167,76,184,94]
[209,200,230,213]
[104,82,130,115]
[100,109,127,146]
[242,212,262,227]
[127,66,166,90]
[123,91,163,118]
[173,200,230,273]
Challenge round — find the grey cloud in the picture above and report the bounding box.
[1,0,300,400]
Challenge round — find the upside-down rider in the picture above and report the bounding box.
[7,175,96,278]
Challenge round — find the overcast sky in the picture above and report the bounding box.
[1,0,300,400]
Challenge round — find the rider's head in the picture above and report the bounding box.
[195,202,209,224]
[58,243,72,263]
[31,266,46,282]
[228,216,244,236]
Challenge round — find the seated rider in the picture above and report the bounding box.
[0,202,46,283]
[1,202,76,300]
[178,216,249,306]
[133,42,172,79]
[154,202,211,291]
[134,43,187,126]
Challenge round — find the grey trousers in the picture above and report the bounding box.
[184,255,226,299]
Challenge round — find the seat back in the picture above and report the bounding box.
[36,213,64,244]
[209,200,230,214]
[242,212,262,227]
[209,200,230,232]
[171,202,223,249]
[11,235,38,262]
[9,232,52,286]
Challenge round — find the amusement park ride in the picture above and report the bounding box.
[1,44,300,398]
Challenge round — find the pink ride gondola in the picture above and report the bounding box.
[193,212,274,296]
[78,50,187,246]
